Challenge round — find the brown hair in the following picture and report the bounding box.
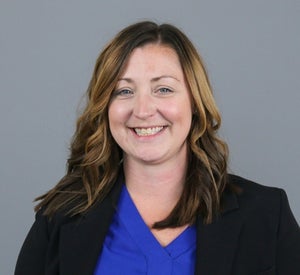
[35,21,228,227]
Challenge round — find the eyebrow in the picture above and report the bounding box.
[118,75,180,83]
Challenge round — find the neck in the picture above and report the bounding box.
[122,154,188,225]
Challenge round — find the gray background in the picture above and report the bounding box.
[1,0,299,274]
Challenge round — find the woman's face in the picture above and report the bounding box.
[108,43,193,165]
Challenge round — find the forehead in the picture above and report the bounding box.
[120,44,184,78]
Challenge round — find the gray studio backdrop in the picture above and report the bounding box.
[1,0,299,274]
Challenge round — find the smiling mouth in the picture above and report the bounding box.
[134,126,164,136]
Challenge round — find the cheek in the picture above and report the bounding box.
[108,102,132,138]
[108,102,126,123]
[164,99,192,123]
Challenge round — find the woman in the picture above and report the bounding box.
[15,21,300,275]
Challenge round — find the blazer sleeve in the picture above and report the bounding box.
[276,189,300,274]
[14,210,50,275]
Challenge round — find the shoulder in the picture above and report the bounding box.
[34,175,123,231]
[225,174,299,229]
[227,173,284,203]
[225,174,284,221]
[31,207,80,241]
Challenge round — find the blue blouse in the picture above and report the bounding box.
[94,185,196,274]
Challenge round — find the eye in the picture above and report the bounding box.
[157,87,173,94]
[113,88,134,97]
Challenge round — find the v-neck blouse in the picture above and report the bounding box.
[94,184,196,275]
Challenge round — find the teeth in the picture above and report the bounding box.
[134,127,163,136]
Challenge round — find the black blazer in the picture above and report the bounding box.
[15,174,300,275]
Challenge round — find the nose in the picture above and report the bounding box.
[133,92,156,119]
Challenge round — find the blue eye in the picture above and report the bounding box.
[158,87,172,94]
[114,89,133,97]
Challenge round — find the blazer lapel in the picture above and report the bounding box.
[58,176,123,275]
[195,190,243,275]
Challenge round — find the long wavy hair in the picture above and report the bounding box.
[35,21,229,227]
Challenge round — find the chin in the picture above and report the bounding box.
[133,153,167,164]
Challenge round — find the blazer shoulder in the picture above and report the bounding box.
[226,174,299,228]
[225,174,288,218]
[227,174,284,197]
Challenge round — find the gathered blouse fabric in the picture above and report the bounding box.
[94,184,196,275]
